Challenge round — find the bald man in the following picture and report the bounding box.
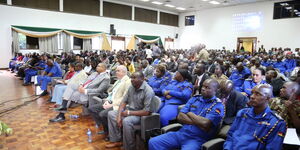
[219,80,248,125]
[270,82,300,129]
[224,84,287,150]
[149,79,225,150]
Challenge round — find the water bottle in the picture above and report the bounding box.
[69,114,79,120]
[87,129,92,143]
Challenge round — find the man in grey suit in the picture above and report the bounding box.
[49,63,110,122]
[141,60,154,80]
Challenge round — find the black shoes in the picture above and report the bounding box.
[40,90,49,96]
[54,107,67,112]
[49,116,65,122]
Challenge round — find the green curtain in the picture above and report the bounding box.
[135,34,163,46]
[11,25,62,37]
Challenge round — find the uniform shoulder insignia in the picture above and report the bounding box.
[271,111,284,120]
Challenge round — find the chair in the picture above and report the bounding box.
[134,96,161,149]
[161,123,231,150]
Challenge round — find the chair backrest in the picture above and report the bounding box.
[150,96,161,113]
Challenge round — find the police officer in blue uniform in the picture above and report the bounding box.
[149,79,225,150]
[224,84,287,150]
[241,68,266,97]
[273,56,287,73]
[37,59,62,96]
[229,62,251,91]
[23,59,47,85]
[159,69,193,127]
[148,64,171,98]
[261,56,272,67]
[284,53,296,76]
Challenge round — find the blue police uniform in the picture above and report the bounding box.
[37,62,62,91]
[159,80,193,126]
[273,61,287,73]
[149,95,225,150]
[224,107,287,150]
[24,61,46,84]
[229,67,251,91]
[148,72,171,97]
[284,58,296,73]
[261,60,272,67]
[241,79,267,96]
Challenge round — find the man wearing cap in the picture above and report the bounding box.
[159,69,193,127]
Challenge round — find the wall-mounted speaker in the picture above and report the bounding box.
[175,33,178,39]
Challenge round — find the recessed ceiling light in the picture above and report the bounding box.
[152,1,163,5]
[165,4,175,8]
[285,6,292,10]
[210,1,220,5]
[176,7,186,10]
[139,0,150,2]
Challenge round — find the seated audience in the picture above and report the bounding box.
[159,69,193,127]
[88,65,130,140]
[149,79,224,150]
[265,70,284,97]
[229,62,251,91]
[49,63,110,122]
[241,68,266,97]
[148,64,171,98]
[192,63,210,95]
[224,84,287,150]
[37,59,62,96]
[210,64,228,84]
[105,72,154,149]
[218,80,248,125]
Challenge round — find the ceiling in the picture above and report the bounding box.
[107,0,275,13]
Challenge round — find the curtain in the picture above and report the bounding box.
[83,39,92,51]
[12,30,20,54]
[39,35,58,53]
[102,33,112,51]
[62,32,71,52]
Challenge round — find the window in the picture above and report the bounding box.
[135,7,157,24]
[12,0,59,11]
[185,15,195,26]
[103,2,131,20]
[26,36,39,49]
[274,1,300,19]
[0,0,6,4]
[160,12,179,27]
[18,33,39,49]
[73,37,83,50]
[64,0,100,16]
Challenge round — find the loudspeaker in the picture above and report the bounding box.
[110,24,114,35]
[175,33,178,39]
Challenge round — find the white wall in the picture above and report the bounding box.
[178,1,300,51]
[0,5,178,68]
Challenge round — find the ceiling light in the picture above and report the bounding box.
[165,4,175,8]
[294,10,298,12]
[202,0,209,1]
[152,1,163,5]
[139,0,150,2]
[285,6,292,10]
[210,1,220,5]
[280,3,289,6]
[176,7,186,10]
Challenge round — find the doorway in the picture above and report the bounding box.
[236,37,257,53]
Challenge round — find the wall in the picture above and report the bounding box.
[178,1,300,51]
[0,4,178,68]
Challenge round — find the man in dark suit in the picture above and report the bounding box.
[192,63,210,95]
[218,80,249,125]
